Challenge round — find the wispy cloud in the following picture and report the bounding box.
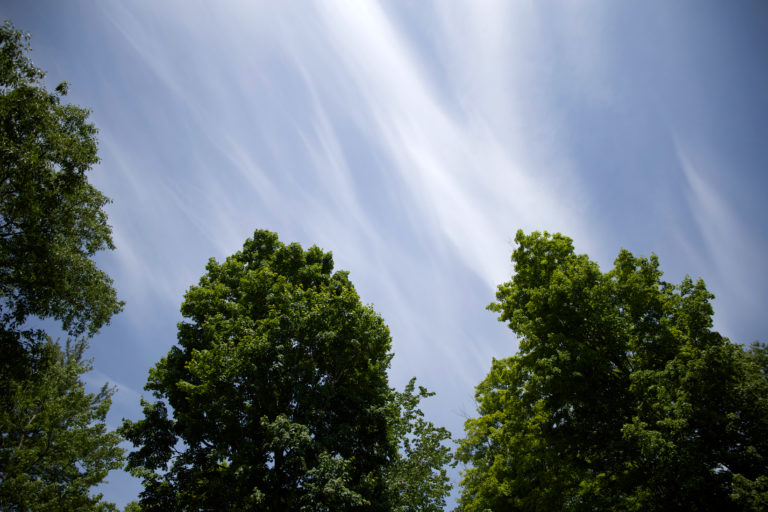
[675,139,764,336]
[314,1,591,288]
[100,0,596,288]
[84,369,143,428]
[94,1,603,397]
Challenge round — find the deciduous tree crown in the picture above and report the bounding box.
[0,21,122,341]
[123,230,397,511]
[457,230,768,512]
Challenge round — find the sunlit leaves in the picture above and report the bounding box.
[458,230,768,511]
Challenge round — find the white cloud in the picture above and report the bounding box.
[314,0,591,288]
[95,0,603,399]
[675,139,763,336]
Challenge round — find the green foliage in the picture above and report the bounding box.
[385,378,453,512]
[0,20,122,341]
[122,502,142,512]
[123,230,396,511]
[457,230,768,511]
[0,21,125,511]
[0,339,124,511]
[124,230,455,510]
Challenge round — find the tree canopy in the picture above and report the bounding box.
[0,21,124,511]
[0,21,122,342]
[457,230,768,511]
[123,230,452,511]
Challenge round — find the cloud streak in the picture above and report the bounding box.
[89,1,611,423]
[675,139,765,337]
[314,1,591,288]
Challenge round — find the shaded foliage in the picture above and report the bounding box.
[124,230,454,510]
[123,230,397,511]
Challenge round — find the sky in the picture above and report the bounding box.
[2,1,768,508]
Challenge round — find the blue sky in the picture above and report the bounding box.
[3,1,767,508]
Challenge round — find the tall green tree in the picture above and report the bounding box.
[123,230,453,511]
[123,231,393,511]
[0,21,124,511]
[457,230,768,512]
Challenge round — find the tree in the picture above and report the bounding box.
[0,338,124,511]
[0,21,122,343]
[457,230,768,511]
[123,230,454,511]
[0,21,124,511]
[384,378,453,512]
[123,230,395,510]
